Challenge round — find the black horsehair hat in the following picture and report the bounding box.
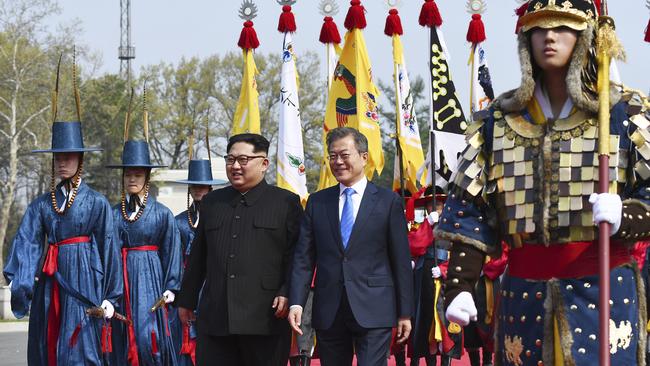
[107,85,167,169]
[32,53,102,154]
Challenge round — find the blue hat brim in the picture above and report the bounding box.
[172,179,227,185]
[32,147,103,153]
[106,164,167,169]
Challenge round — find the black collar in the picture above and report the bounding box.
[229,179,268,207]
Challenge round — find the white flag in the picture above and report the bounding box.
[277,32,308,202]
[470,42,494,117]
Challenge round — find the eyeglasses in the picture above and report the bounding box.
[224,154,266,166]
[327,152,360,162]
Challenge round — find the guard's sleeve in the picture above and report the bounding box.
[93,196,123,306]
[617,104,650,241]
[160,207,183,293]
[434,111,499,306]
[2,199,45,318]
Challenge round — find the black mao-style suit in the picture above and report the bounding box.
[177,179,302,365]
[289,182,413,365]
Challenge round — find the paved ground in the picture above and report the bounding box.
[0,322,28,366]
[0,322,472,366]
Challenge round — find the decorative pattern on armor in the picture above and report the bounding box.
[449,106,635,247]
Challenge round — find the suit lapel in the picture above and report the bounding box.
[325,186,344,252]
[345,183,378,253]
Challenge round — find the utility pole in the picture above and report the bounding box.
[119,0,135,84]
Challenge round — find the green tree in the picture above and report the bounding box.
[0,0,77,279]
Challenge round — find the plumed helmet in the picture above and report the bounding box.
[519,0,599,32]
[496,0,620,115]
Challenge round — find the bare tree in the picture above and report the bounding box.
[0,0,64,282]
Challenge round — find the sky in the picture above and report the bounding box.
[52,0,649,113]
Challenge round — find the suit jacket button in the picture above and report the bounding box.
[229,274,235,279]
[232,234,237,239]
[229,254,235,259]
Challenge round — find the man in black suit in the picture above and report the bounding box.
[288,127,413,366]
[177,133,302,366]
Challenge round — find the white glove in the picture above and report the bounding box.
[589,193,622,235]
[101,300,115,319]
[427,211,439,226]
[163,290,175,304]
[431,266,442,279]
[445,291,477,326]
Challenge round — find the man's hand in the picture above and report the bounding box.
[179,307,196,325]
[589,193,622,235]
[100,300,115,319]
[395,317,412,344]
[163,290,175,304]
[431,266,442,279]
[445,291,477,326]
[288,306,303,335]
[272,296,289,318]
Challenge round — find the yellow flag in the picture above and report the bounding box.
[232,49,260,135]
[391,35,425,194]
[323,29,384,181]
[317,42,343,191]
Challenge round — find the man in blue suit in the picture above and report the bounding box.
[288,127,413,366]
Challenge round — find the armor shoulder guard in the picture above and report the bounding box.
[629,110,650,181]
[450,111,494,199]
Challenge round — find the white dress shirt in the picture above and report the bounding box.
[338,177,368,222]
[125,193,145,220]
[534,81,574,120]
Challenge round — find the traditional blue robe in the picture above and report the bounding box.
[111,196,182,366]
[3,181,122,366]
[169,208,198,366]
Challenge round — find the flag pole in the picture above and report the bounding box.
[393,54,406,198]
[428,26,438,268]
[597,1,614,363]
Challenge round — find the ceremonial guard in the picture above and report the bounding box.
[171,157,224,366]
[109,91,182,366]
[3,57,122,365]
[436,1,650,365]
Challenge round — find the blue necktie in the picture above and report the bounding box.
[340,188,355,249]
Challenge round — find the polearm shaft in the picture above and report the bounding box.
[597,2,613,364]
[393,61,406,198]
[428,26,438,268]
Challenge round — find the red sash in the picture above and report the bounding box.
[122,245,159,366]
[42,236,91,366]
[509,241,631,280]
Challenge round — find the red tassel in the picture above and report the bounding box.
[645,19,650,43]
[384,9,403,36]
[405,187,426,222]
[466,14,486,44]
[101,323,113,354]
[278,5,297,33]
[237,20,260,50]
[69,323,82,347]
[344,0,367,31]
[181,324,191,354]
[319,16,342,44]
[418,0,443,28]
[514,2,528,34]
[107,324,113,353]
[151,330,158,354]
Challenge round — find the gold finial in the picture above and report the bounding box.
[124,87,134,142]
[319,0,339,16]
[51,54,62,123]
[239,0,259,21]
[466,0,487,14]
[72,46,82,121]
